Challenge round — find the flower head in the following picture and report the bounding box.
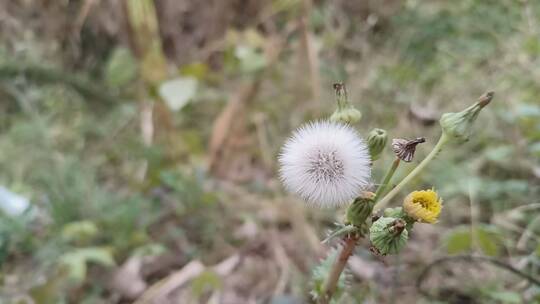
[279,121,371,207]
[403,189,442,223]
[440,91,494,142]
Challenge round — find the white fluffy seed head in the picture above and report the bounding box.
[279,121,371,208]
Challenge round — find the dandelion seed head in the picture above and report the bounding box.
[279,121,371,207]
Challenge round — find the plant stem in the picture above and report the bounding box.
[373,133,449,211]
[318,132,450,304]
[317,147,403,304]
[319,235,358,304]
[374,158,401,201]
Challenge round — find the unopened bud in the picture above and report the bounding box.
[330,108,362,124]
[329,83,362,124]
[440,91,494,142]
[367,128,388,161]
[346,191,375,227]
[369,217,409,255]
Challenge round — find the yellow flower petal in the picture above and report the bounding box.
[403,189,443,224]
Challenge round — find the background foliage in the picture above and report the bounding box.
[0,0,538,303]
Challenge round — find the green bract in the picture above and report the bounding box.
[367,128,388,161]
[346,194,375,227]
[369,217,408,255]
[330,107,362,124]
[440,92,494,142]
[330,82,362,124]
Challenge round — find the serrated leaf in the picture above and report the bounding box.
[158,77,198,111]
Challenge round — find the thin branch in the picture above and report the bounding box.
[416,255,540,299]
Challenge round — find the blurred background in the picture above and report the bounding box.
[0,0,539,303]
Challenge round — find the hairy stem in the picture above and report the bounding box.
[374,133,449,211]
[319,235,358,304]
[374,158,401,201]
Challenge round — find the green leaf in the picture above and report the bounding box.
[61,220,98,243]
[235,46,267,73]
[180,62,209,80]
[489,291,522,304]
[476,227,501,256]
[444,225,503,256]
[445,227,472,254]
[191,270,222,298]
[133,243,167,257]
[59,247,115,282]
[105,47,138,87]
[158,77,198,111]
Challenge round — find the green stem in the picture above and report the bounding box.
[374,158,401,201]
[373,133,449,211]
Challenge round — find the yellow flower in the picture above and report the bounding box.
[403,189,442,223]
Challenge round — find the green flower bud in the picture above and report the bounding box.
[330,83,362,124]
[369,217,408,255]
[367,128,388,160]
[440,92,494,142]
[346,192,375,227]
[330,107,362,124]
